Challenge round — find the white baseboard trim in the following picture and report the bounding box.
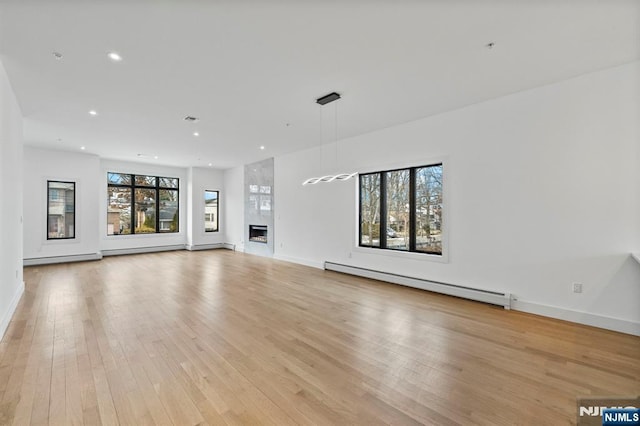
[186,243,236,251]
[273,254,325,269]
[24,252,103,266]
[512,300,640,336]
[324,261,511,308]
[0,280,25,341]
[102,245,185,257]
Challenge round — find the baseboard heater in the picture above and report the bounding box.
[187,243,236,251]
[102,244,186,257]
[24,252,103,266]
[324,261,511,309]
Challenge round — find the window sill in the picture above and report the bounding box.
[105,232,182,238]
[43,237,80,245]
[353,246,449,263]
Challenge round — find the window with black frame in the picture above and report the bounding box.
[359,163,443,255]
[204,190,219,232]
[107,172,179,235]
[47,180,75,239]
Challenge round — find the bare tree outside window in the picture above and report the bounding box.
[360,173,381,247]
[159,189,179,232]
[135,188,156,233]
[359,163,443,255]
[107,172,179,235]
[386,169,410,251]
[415,165,443,254]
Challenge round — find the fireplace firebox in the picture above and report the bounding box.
[249,225,268,243]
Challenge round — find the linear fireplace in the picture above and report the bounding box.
[249,225,268,243]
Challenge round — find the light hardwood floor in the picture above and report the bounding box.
[0,250,638,425]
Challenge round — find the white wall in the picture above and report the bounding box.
[22,154,233,257]
[187,167,225,248]
[23,147,101,260]
[0,61,24,339]
[274,61,640,334]
[100,159,188,252]
[224,165,245,251]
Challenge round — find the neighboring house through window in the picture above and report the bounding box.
[107,172,179,235]
[47,180,75,239]
[204,190,219,232]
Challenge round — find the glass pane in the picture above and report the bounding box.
[385,169,410,250]
[48,181,75,239]
[249,184,259,193]
[107,172,132,185]
[415,164,443,254]
[107,186,132,235]
[260,185,271,194]
[134,188,156,233]
[249,195,258,211]
[135,175,156,187]
[204,190,218,232]
[359,173,380,247]
[159,189,179,232]
[260,195,271,211]
[159,177,178,188]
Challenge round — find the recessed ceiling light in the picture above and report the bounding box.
[208,163,212,167]
[52,52,63,60]
[154,155,158,160]
[260,146,265,150]
[193,132,199,137]
[80,146,86,150]
[89,110,97,116]
[107,52,122,62]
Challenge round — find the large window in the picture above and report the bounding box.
[204,190,219,232]
[359,163,443,255]
[47,181,75,239]
[107,172,179,235]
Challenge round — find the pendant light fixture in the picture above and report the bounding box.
[302,92,357,185]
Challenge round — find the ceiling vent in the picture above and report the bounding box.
[183,116,199,122]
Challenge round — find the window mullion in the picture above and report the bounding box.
[409,168,416,252]
[358,176,363,246]
[131,175,136,234]
[380,172,387,249]
[155,179,160,233]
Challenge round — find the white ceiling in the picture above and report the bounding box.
[1,1,638,169]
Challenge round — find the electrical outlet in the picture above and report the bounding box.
[572,282,583,293]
